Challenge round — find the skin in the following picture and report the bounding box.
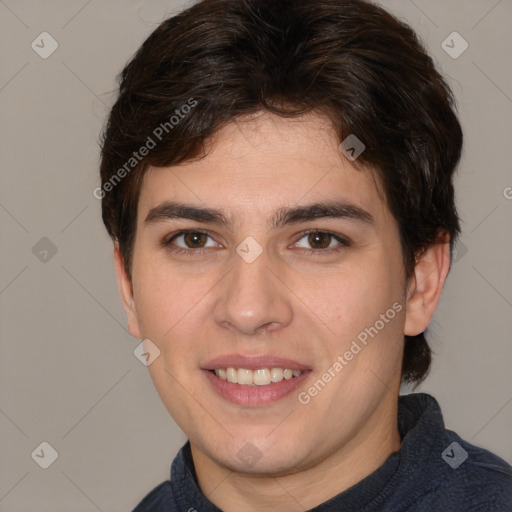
[115,112,451,511]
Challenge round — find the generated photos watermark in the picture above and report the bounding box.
[441,441,468,469]
[93,98,198,200]
[236,442,263,469]
[338,134,365,161]
[134,338,161,366]
[298,301,403,405]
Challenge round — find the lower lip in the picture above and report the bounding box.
[202,370,311,407]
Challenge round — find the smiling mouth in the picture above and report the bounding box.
[209,367,305,386]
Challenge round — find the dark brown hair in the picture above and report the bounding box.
[99,0,462,384]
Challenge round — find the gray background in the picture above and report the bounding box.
[0,0,511,510]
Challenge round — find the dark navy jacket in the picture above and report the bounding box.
[132,393,512,511]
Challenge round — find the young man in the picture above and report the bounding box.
[99,0,511,510]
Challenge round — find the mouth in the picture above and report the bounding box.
[201,356,312,406]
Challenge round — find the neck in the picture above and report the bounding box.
[191,398,401,512]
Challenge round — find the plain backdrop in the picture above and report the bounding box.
[0,1,511,510]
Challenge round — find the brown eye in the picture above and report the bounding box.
[183,232,208,248]
[294,230,349,253]
[164,230,218,251]
[308,231,332,249]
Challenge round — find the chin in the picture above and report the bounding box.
[207,431,310,476]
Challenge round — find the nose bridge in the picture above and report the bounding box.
[213,243,293,335]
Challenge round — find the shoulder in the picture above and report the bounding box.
[418,431,512,511]
[393,394,511,511]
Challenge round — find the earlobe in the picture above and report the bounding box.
[404,237,451,336]
[113,244,142,339]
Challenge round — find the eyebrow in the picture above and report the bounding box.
[144,200,374,230]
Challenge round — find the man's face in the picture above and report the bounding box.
[123,113,408,476]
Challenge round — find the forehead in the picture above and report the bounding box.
[137,112,387,223]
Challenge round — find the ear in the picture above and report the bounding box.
[404,236,451,336]
[113,243,142,339]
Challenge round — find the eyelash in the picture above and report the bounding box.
[161,229,351,256]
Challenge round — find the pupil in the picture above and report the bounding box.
[309,232,330,249]
[185,232,205,247]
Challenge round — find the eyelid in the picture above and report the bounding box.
[161,228,220,249]
[292,229,351,252]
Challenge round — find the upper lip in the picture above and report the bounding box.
[202,354,311,371]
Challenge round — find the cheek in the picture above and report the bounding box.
[130,255,220,348]
[300,263,392,327]
[300,254,405,362]
[130,250,181,339]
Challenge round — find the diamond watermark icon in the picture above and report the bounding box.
[339,134,365,161]
[31,441,59,469]
[441,32,468,59]
[134,338,161,366]
[32,237,58,263]
[442,441,468,469]
[452,240,468,264]
[236,442,263,467]
[236,236,263,263]
[31,32,59,59]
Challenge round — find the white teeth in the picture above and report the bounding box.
[270,367,284,382]
[253,368,271,386]
[226,367,238,383]
[215,368,227,380]
[237,368,253,385]
[213,367,303,386]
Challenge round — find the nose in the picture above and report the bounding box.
[213,246,293,336]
